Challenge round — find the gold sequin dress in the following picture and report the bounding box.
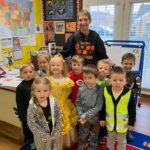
[47,76,77,148]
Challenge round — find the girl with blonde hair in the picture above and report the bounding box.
[27,77,61,150]
[47,54,77,149]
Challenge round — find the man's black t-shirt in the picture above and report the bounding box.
[62,30,108,65]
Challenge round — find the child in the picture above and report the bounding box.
[16,64,35,144]
[121,53,141,94]
[97,59,111,88]
[47,54,77,149]
[100,66,136,150]
[68,55,84,105]
[37,53,50,77]
[97,59,111,146]
[121,52,140,142]
[27,77,61,150]
[76,64,103,150]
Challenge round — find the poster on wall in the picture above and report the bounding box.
[1,38,12,49]
[35,24,43,33]
[20,36,29,46]
[66,22,76,32]
[13,37,22,60]
[3,51,13,65]
[54,21,65,34]
[28,35,36,46]
[0,0,35,38]
[43,0,76,20]
[44,21,55,45]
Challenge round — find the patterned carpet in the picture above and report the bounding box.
[70,131,150,150]
[127,131,150,150]
[96,131,150,150]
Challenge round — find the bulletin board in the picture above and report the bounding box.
[43,0,76,20]
[0,0,44,66]
[105,40,145,73]
[0,0,35,38]
[42,0,83,49]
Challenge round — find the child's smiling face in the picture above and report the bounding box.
[50,57,64,76]
[122,59,135,72]
[110,73,126,92]
[71,62,83,75]
[97,63,110,78]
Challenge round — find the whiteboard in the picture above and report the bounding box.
[105,45,141,71]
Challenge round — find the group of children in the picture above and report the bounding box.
[15,52,140,150]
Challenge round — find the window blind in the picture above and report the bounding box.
[128,2,150,89]
[83,0,150,92]
[89,4,115,41]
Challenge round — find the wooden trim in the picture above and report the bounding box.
[0,120,23,144]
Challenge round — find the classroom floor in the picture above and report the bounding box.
[0,95,150,150]
[134,95,150,136]
[0,134,21,150]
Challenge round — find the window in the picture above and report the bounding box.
[83,0,150,91]
[89,4,114,41]
[145,23,150,34]
[129,2,150,89]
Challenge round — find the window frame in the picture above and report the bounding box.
[83,0,150,92]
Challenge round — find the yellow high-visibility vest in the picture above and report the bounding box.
[104,87,131,133]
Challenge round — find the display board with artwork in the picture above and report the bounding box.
[43,0,76,21]
[42,0,82,51]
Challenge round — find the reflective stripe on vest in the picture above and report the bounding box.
[104,87,131,133]
[107,122,128,131]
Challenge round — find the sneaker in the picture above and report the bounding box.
[99,137,105,147]
[30,143,36,150]
[126,131,133,142]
